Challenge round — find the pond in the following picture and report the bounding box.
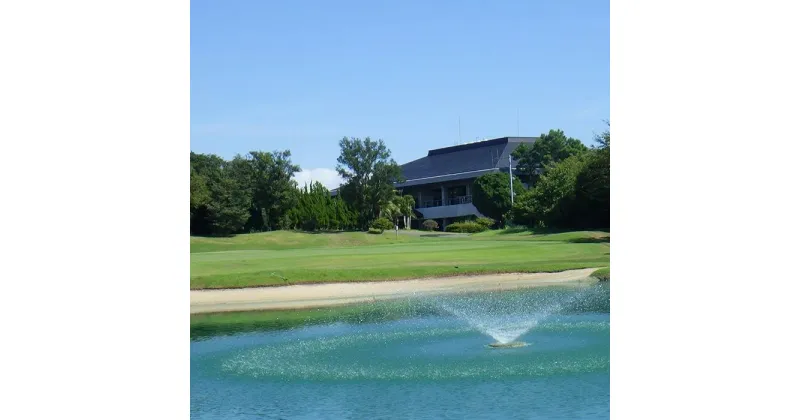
[191,284,610,419]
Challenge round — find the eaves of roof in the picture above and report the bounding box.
[394,168,500,188]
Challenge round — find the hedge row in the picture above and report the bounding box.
[444,221,488,233]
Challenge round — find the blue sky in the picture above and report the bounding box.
[191,0,609,188]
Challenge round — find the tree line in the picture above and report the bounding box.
[468,124,610,230]
[191,124,609,236]
[190,137,412,236]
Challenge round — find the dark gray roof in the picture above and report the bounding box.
[395,168,500,187]
[395,137,536,187]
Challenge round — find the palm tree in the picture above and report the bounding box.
[380,193,416,229]
[399,195,416,230]
[380,196,402,226]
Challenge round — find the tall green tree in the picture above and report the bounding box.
[190,167,210,217]
[511,122,609,230]
[228,150,300,231]
[592,120,610,149]
[331,195,357,230]
[205,168,252,235]
[472,172,525,223]
[512,129,588,185]
[227,154,260,231]
[250,150,300,230]
[283,181,358,231]
[190,152,230,235]
[336,137,404,229]
[511,154,588,228]
[189,151,300,235]
[572,122,610,228]
[380,198,402,226]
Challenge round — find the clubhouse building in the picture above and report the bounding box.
[397,136,536,230]
[332,136,537,230]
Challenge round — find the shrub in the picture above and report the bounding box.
[445,221,488,233]
[475,217,496,229]
[422,219,439,231]
[370,217,394,233]
[367,228,383,235]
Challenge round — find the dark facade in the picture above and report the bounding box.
[396,137,536,229]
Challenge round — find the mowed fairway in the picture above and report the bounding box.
[191,230,609,289]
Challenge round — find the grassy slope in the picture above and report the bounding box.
[190,230,610,289]
[191,305,370,339]
[591,267,610,281]
[190,230,421,253]
[190,300,425,339]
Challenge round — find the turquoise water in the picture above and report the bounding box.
[191,285,610,419]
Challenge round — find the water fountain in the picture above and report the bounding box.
[192,284,611,418]
[433,284,603,348]
[488,341,527,348]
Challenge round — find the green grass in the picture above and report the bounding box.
[190,229,610,289]
[191,230,422,253]
[591,267,610,281]
[190,300,427,339]
[471,229,610,242]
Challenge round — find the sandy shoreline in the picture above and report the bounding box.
[190,268,601,314]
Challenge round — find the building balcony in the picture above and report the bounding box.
[420,195,473,208]
[414,195,482,220]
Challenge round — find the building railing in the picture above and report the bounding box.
[448,195,472,206]
[420,195,472,208]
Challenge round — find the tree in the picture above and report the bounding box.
[398,194,416,229]
[189,151,300,235]
[227,154,259,231]
[281,181,359,231]
[336,137,404,229]
[190,167,210,217]
[592,120,610,149]
[511,154,589,229]
[512,129,588,185]
[511,122,610,230]
[190,152,230,235]
[380,192,416,229]
[245,150,300,230]
[472,172,525,223]
[572,122,610,228]
[380,196,401,225]
[331,196,357,230]
[205,164,252,235]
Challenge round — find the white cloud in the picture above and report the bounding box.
[293,168,343,190]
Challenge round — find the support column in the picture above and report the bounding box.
[466,183,471,198]
[441,185,447,206]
